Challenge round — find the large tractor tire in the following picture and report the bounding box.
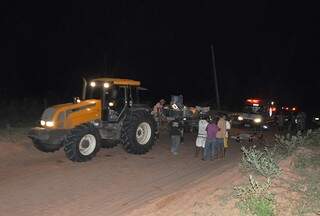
[33,139,61,153]
[63,123,101,162]
[101,139,118,148]
[121,110,157,154]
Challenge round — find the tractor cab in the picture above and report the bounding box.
[82,78,141,122]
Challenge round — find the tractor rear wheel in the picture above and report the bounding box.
[121,110,156,154]
[33,139,61,153]
[63,124,101,162]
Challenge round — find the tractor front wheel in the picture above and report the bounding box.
[63,124,101,162]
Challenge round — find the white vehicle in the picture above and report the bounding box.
[234,98,276,130]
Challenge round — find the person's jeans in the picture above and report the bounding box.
[171,135,181,154]
[203,138,216,160]
[216,138,224,156]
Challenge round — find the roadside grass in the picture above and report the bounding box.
[234,175,275,216]
[234,128,320,215]
[293,153,320,215]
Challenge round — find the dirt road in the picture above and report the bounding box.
[0,132,242,216]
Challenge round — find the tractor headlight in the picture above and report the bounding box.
[104,82,110,88]
[238,116,244,121]
[90,81,96,87]
[45,121,54,127]
[40,120,45,126]
[254,118,262,123]
[109,102,114,107]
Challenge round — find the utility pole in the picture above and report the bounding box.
[210,44,221,110]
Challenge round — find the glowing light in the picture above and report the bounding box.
[90,82,96,87]
[253,103,259,107]
[238,116,244,121]
[172,104,179,110]
[292,107,296,111]
[45,121,54,127]
[109,102,114,107]
[40,120,45,126]
[315,117,319,121]
[104,82,110,88]
[254,118,262,123]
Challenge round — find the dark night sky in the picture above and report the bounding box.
[1,1,319,113]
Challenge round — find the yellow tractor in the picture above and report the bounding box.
[28,78,157,162]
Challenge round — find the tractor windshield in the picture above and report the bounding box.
[86,86,102,100]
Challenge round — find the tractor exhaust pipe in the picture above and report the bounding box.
[82,77,87,100]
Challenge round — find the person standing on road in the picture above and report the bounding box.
[203,116,219,161]
[169,118,183,155]
[195,114,209,157]
[152,99,166,138]
[224,116,231,157]
[216,113,227,159]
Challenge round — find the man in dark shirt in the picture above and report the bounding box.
[169,118,183,155]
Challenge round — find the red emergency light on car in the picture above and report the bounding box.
[246,98,261,105]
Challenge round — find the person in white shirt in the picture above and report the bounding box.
[224,117,231,156]
[195,114,209,157]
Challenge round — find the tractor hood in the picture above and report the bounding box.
[40,99,101,129]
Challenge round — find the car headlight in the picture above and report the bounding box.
[90,81,96,87]
[104,82,110,88]
[254,118,262,123]
[45,121,54,127]
[315,117,320,121]
[238,116,244,121]
[40,120,45,126]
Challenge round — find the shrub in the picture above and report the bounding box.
[241,146,281,178]
[274,130,313,156]
[235,175,274,216]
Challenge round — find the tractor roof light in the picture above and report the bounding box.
[90,81,96,87]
